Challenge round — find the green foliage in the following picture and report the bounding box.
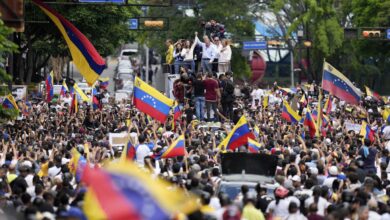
[0,106,19,121]
[0,18,18,83]
[25,2,141,60]
[231,48,251,79]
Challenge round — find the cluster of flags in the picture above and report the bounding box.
[66,147,198,219]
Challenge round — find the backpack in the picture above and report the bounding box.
[222,80,235,102]
[223,80,234,96]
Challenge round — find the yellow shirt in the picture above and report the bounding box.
[242,203,265,220]
[166,45,174,64]
[38,162,49,177]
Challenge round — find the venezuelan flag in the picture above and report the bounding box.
[383,109,390,123]
[247,138,261,153]
[82,161,199,220]
[69,148,87,182]
[218,116,255,151]
[365,86,382,101]
[120,141,136,162]
[360,121,375,143]
[60,80,68,97]
[133,77,174,123]
[73,83,90,102]
[253,125,260,138]
[173,103,182,120]
[304,111,317,138]
[154,135,185,159]
[33,0,106,86]
[312,110,330,126]
[70,93,78,114]
[324,96,332,114]
[322,61,362,105]
[278,87,297,95]
[92,88,101,110]
[281,100,301,124]
[45,71,54,102]
[2,94,19,110]
[262,95,269,109]
[300,94,308,107]
[99,77,109,90]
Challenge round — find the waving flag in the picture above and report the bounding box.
[299,94,308,108]
[154,135,185,159]
[120,141,136,162]
[324,96,332,114]
[70,93,78,114]
[322,61,362,105]
[82,161,198,220]
[383,109,390,123]
[360,121,375,143]
[73,83,90,102]
[304,111,317,138]
[32,0,106,86]
[247,138,261,153]
[253,125,260,138]
[262,95,269,109]
[60,80,69,97]
[99,77,110,90]
[173,102,182,120]
[92,88,102,110]
[218,116,255,151]
[2,94,19,110]
[45,71,54,102]
[281,100,301,124]
[133,77,174,123]
[278,87,297,95]
[69,148,87,182]
[365,86,382,101]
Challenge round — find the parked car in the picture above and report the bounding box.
[119,49,138,61]
[216,153,278,201]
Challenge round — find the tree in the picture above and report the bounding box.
[252,0,344,81]
[17,2,141,83]
[0,17,18,83]
[0,17,18,120]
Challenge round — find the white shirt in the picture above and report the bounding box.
[266,198,290,218]
[213,43,223,59]
[218,45,232,63]
[62,96,72,106]
[48,166,62,178]
[323,176,337,189]
[251,89,264,105]
[304,196,329,216]
[135,144,151,166]
[181,43,196,61]
[196,37,218,61]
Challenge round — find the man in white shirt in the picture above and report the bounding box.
[195,34,218,74]
[135,134,151,167]
[251,85,264,106]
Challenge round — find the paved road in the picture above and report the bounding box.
[71,57,117,94]
[71,57,167,95]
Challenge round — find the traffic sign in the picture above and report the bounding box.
[387,29,390,40]
[129,18,138,30]
[243,41,267,50]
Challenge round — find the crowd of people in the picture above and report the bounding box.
[0,17,390,219]
[0,74,390,220]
